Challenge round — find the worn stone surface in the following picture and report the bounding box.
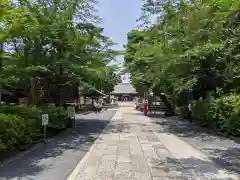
[67,105,239,180]
[1,103,238,180]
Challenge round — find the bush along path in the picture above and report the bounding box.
[0,109,117,180]
[0,103,69,162]
[177,94,240,137]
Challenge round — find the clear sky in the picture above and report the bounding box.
[98,0,142,66]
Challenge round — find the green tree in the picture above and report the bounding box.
[125,0,240,102]
[1,0,118,105]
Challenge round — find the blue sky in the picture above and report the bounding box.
[98,0,142,66]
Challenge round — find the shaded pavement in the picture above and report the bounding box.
[67,104,239,180]
[150,113,240,176]
[0,109,117,180]
[1,103,240,180]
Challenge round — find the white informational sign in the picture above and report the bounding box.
[80,96,84,105]
[85,98,92,105]
[67,106,76,119]
[42,114,49,126]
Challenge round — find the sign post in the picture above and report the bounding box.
[42,114,49,143]
[67,104,76,128]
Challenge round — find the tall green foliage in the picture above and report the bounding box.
[125,0,240,97]
[1,0,119,104]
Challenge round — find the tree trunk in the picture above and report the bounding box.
[159,94,174,116]
[29,78,35,105]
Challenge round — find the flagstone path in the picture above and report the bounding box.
[67,105,239,180]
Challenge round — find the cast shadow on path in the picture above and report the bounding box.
[150,113,240,176]
[149,156,237,179]
[0,110,116,180]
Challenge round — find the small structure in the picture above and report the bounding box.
[111,83,138,101]
[78,86,107,106]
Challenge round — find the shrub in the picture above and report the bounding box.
[206,94,240,135]
[176,105,189,119]
[0,103,69,159]
[0,104,69,132]
[190,94,240,136]
[0,104,42,121]
[0,105,42,140]
[39,104,68,131]
[0,114,33,153]
[192,99,211,125]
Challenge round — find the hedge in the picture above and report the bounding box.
[39,104,68,131]
[0,114,33,152]
[191,99,211,126]
[176,105,189,119]
[0,104,42,141]
[0,103,42,121]
[190,94,240,136]
[0,104,69,158]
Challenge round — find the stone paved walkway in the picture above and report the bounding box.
[67,106,239,180]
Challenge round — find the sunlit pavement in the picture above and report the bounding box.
[67,104,239,180]
[117,101,136,107]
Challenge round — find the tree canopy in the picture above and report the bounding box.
[1,0,120,104]
[125,0,240,98]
